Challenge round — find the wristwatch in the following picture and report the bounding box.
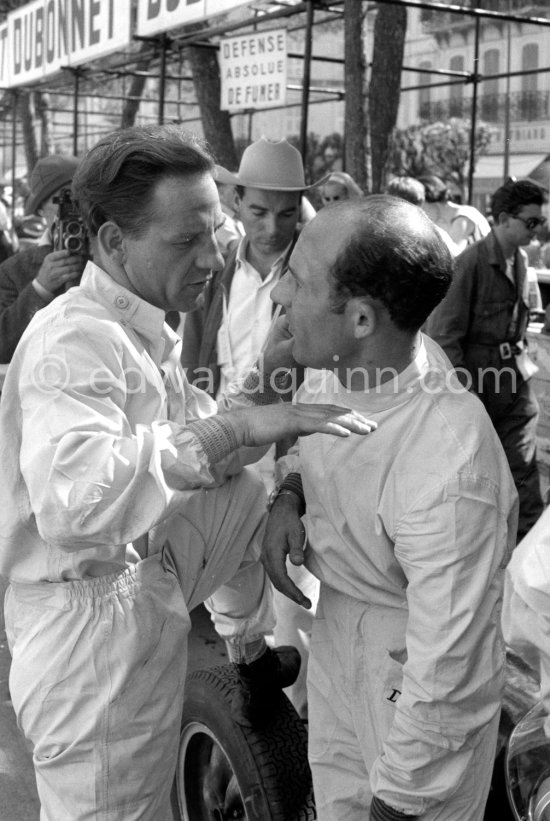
[267,471,305,512]
[267,486,304,513]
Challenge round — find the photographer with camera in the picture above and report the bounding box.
[0,154,85,363]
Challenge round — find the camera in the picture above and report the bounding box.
[52,188,89,258]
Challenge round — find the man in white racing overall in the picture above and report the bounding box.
[263,195,518,821]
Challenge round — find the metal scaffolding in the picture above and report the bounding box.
[1,0,550,204]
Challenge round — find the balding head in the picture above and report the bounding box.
[309,195,454,332]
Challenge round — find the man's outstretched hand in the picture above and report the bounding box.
[228,402,377,449]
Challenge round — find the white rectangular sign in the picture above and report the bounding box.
[4,0,132,88]
[137,0,252,39]
[0,23,9,88]
[220,27,287,112]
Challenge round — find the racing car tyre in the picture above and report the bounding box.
[173,663,316,820]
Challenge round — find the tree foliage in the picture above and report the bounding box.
[287,132,346,207]
[388,118,497,198]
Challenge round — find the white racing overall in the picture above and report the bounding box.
[503,505,550,722]
[278,336,518,819]
[0,262,275,820]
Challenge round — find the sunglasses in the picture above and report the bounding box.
[513,214,547,231]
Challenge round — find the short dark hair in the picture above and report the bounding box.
[490,178,545,221]
[417,175,449,204]
[328,195,454,332]
[386,176,426,206]
[72,124,214,238]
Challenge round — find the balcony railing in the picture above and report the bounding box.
[419,90,550,122]
[421,2,549,33]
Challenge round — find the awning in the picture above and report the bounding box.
[474,153,550,185]
[530,156,550,189]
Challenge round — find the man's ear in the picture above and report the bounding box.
[348,296,376,339]
[97,221,126,263]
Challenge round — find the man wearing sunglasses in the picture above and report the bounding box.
[427,178,546,542]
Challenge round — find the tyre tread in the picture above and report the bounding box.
[182,664,316,821]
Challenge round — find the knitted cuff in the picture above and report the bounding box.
[241,365,292,406]
[370,797,417,821]
[187,415,238,464]
[279,472,305,505]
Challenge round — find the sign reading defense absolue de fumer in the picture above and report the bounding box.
[1,0,132,88]
[136,0,252,38]
[219,27,287,112]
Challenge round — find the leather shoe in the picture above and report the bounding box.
[231,645,301,728]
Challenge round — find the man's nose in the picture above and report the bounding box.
[264,213,279,234]
[199,237,224,271]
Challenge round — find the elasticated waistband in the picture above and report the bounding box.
[9,553,165,605]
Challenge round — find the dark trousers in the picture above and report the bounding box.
[477,369,543,542]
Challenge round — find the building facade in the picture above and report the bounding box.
[398,1,550,211]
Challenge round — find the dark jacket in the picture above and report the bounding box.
[0,244,52,363]
[181,248,239,396]
[426,230,531,380]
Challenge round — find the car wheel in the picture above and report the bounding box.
[173,663,316,820]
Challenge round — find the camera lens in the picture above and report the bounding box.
[65,220,83,237]
[65,236,84,253]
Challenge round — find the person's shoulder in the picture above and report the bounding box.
[454,205,491,237]
[422,379,509,489]
[457,203,489,222]
[0,243,49,267]
[456,232,489,262]
[422,335,492,417]
[0,244,50,285]
[23,289,130,358]
[394,380,513,515]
